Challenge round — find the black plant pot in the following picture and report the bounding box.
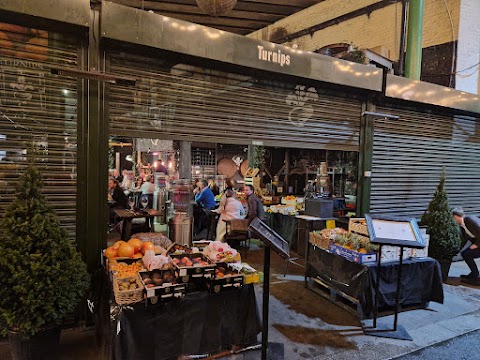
[439,260,452,282]
[8,325,61,360]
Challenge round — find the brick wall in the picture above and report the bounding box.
[248,0,460,62]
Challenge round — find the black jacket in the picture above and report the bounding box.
[463,216,480,246]
[111,186,129,209]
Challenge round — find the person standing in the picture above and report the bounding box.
[216,189,246,242]
[453,208,480,285]
[244,184,265,223]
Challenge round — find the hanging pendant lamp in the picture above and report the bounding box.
[196,0,237,17]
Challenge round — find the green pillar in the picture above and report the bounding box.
[405,0,424,80]
[82,8,109,273]
[357,103,374,216]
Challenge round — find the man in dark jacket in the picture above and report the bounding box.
[109,178,129,224]
[453,208,480,285]
[244,184,265,223]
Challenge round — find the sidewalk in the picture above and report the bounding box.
[248,255,480,360]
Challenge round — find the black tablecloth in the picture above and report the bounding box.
[91,270,260,360]
[307,246,444,317]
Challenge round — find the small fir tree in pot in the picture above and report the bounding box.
[420,170,461,280]
[0,164,90,358]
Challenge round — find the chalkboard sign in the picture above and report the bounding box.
[365,214,426,249]
[249,217,290,259]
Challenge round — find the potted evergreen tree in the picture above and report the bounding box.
[420,170,461,281]
[0,164,90,359]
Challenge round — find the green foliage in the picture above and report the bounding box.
[0,165,90,336]
[420,170,461,261]
[252,146,266,169]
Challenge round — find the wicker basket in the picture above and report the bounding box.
[309,232,330,249]
[113,274,144,305]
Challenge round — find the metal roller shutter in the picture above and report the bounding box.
[108,53,361,151]
[370,106,480,218]
[0,24,79,241]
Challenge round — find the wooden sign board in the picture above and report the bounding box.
[365,214,426,249]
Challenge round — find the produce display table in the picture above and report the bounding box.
[306,246,444,318]
[92,270,260,360]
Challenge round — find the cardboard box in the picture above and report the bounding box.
[411,229,430,258]
[329,244,377,264]
[170,253,216,282]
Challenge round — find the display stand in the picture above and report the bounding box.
[249,217,290,360]
[361,214,426,341]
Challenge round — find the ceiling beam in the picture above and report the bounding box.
[240,0,323,7]
[109,0,284,22]
[155,12,269,29]
[126,0,298,16]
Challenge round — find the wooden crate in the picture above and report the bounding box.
[308,277,365,318]
[348,218,368,236]
[309,232,331,250]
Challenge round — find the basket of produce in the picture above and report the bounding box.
[207,264,244,294]
[309,231,331,250]
[139,269,186,303]
[348,218,368,236]
[309,228,346,249]
[113,274,144,305]
[170,253,216,281]
[203,241,241,263]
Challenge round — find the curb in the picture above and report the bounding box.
[387,321,480,359]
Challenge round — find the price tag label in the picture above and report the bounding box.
[326,220,336,229]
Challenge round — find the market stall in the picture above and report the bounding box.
[306,246,443,318]
[94,236,262,360]
[305,218,444,318]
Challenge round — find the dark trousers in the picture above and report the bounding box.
[461,247,480,276]
[193,205,208,235]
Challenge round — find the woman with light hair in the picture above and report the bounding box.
[216,188,245,242]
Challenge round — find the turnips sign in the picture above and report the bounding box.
[257,45,291,67]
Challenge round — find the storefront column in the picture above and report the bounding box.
[455,0,480,93]
[405,0,424,80]
[179,141,192,180]
[357,103,374,216]
[83,7,109,272]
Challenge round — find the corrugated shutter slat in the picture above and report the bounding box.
[371,107,480,218]
[0,24,78,241]
[108,53,362,151]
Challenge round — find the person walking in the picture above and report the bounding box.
[453,208,480,285]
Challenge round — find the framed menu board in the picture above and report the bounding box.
[249,217,290,259]
[365,214,426,249]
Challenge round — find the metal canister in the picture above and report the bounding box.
[168,215,193,247]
